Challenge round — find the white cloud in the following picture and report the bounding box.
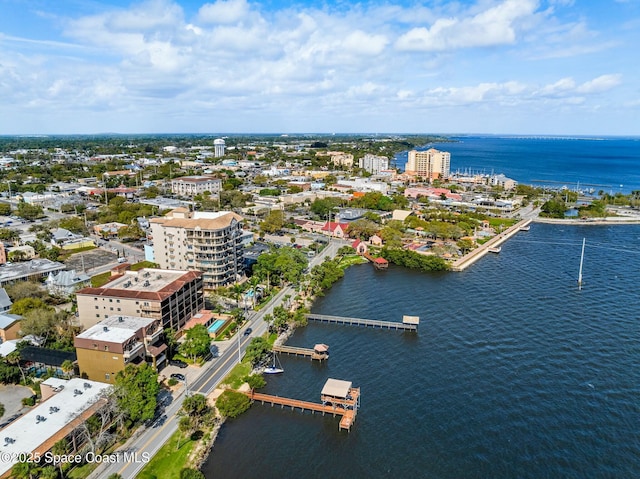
[576,74,622,94]
[396,0,539,51]
[198,0,251,24]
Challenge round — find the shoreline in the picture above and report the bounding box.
[533,217,640,225]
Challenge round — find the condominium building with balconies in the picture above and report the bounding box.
[406,148,451,180]
[74,314,167,383]
[75,267,203,331]
[359,153,389,174]
[149,208,244,290]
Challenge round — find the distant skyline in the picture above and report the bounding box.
[1,0,639,136]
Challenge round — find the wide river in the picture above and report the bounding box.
[203,222,640,478]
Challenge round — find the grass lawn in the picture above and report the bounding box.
[337,254,367,269]
[90,271,112,287]
[221,361,252,389]
[137,429,197,479]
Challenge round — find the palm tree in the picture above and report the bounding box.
[51,438,69,478]
[6,350,26,385]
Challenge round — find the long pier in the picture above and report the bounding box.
[306,313,418,331]
[450,218,532,272]
[243,389,359,431]
[273,344,329,360]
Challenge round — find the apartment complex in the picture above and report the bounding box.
[74,315,166,383]
[150,209,244,289]
[359,153,389,174]
[75,267,204,331]
[171,175,222,197]
[406,148,451,180]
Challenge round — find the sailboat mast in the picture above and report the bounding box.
[578,238,585,289]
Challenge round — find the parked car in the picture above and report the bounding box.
[244,327,253,336]
[170,373,185,382]
[169,359,188,368]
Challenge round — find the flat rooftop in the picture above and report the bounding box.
[76,315,156,343]
[0,378,110,476]
[76,268,201,302]
[0,259,65,283]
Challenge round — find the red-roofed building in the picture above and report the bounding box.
[321,221,350,238]
[75,268,204,331]
[351,239,368,255]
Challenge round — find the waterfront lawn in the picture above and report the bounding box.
[337,254,368,269]
[222,360,253,389]
[137,429,196,479]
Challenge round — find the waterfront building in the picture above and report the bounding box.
[359,154,389,174]
[150,209,244,289]
[406,148,451,180]
[75,267,203,330]
[214,138,226,157]
[171,175,222,198]
[74,314,166,383]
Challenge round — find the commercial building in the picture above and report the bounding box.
[0,259,65,288]
[359,154,389,174]
[171,175,222,198]
[406,148,451,180]
[150,209,244,289]
[74,315,166,383]
[75,267,204,331]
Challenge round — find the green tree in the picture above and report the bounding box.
[0,402,4,418]
[457,238,476,254]
[164,328,178,358]
[346,219,379,240]
[0,228,20,243]
[0,357,21,384]
[244,374,266,390]
[260,209,285,234]
[59,216,87,234]
[0,202,11,216]
[180,468,206,479]
[16,202,44,220]
[179,325,211,362]
[5,281,47,301]
[215,389,251,418]
[244,337,270,366]
[114,363,159,426]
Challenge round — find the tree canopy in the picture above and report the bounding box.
[179,324,211,362]
[215,389,251,418]
[114,363,159,426]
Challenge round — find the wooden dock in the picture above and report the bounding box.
[306,313,418,331]
[243,388,360,431]
[273,344,329,360]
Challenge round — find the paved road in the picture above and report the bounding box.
[91,239,345,479]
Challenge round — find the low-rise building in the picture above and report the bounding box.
[0,259,66,288]
[0,312,21,342]
[171,175,222,197]
[75,267,204,331]
[45,270,91,296]
[0,377,111,479]
[74,315,166,383]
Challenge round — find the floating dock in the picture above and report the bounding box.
[273,343,329,360]
[243,378,360,431]
[306,313,418,331]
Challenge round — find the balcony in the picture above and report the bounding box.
[145,328,162,343]
[123,341,144,360]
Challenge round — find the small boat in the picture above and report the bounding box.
[488,246,502,253]
[519,225,531,231]
[264,352,284,374]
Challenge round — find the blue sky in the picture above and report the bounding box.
[1,0,639,135]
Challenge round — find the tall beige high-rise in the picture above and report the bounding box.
[406,148,451,180]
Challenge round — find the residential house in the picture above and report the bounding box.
[45,270,91,296]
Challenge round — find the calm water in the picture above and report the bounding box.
[203,223,640,478]
[394,136,640,194]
